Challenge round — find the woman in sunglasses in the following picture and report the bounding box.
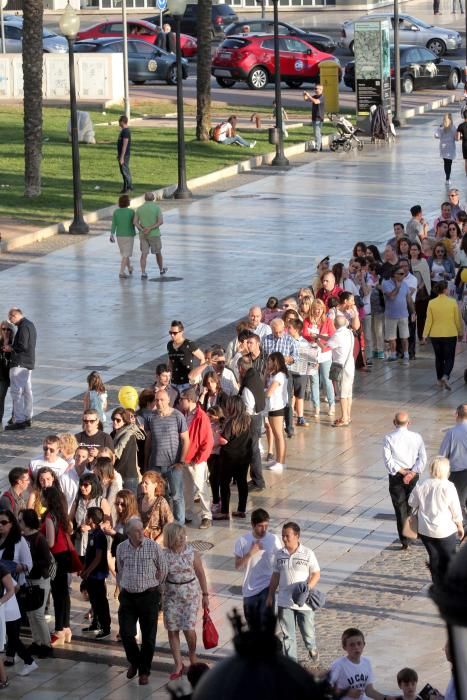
[69,473,110,559]
[0,321,15,429]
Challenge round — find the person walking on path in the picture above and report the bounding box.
[116,518,168,686]
[110,194,136,279]
[266,521,320,663]
[117,115,132,194]
[439,403,467,524]
[423,280,463,390]
[134,192,167,279]
[382,411,427,550]
[234,508,281,629]
[304,85,324,152]
[4,308,36,431]
[456,109,467,176]
[435,113,457,186]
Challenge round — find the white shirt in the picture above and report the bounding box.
[382,427,427,475]
[60,467,92,511]
[250,322,272,340]
[234,531,282,598]
[240,386,256,416]
[327,327,355,371]
[330,656,374,700]
[197,365,239,395]
[266,372,288,412]
[404,271,418,302]
[273,543,320,609]
[408,478,462,538]
[29,456,69,478]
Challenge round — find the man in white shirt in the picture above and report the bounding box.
[266,521,320,663]
[327,316,355,427]
[60,445,92,512]
[29,435,69,479]
[247,306,271,340]
[382,411,427,549]
[439,403,467,525]
[398,258,418,360]
[234,508,281,628]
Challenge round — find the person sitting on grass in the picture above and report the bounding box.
[214,116,256,149]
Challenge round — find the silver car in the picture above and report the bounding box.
[1,18,68,53]
[339,13,461,56]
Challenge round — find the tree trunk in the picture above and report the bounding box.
[23,0,43,197]
[196,0,212,141]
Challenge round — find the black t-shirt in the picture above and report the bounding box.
[117,127,131,159]
[311,94,325,122]
[85,527,109,579]
[75,430,114,451]
[167,339,199,384]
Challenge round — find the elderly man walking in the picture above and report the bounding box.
[439,403,467,524]
[383,411,427,549]
[116,518,168,686]
[134,192,167,279]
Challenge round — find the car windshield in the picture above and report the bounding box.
[43,30,56,38]
[216,5,236,15]
[220,38,249,48]
[404,15,433,28]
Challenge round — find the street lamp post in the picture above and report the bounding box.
[167,0,191,199]
[393,0,401,127]
[59,2,89,235]
[271,0,289,167]
[0,0,7,55]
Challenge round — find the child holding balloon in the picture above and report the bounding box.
[84,372,108,426]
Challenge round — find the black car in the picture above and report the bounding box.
[224,19,336,53]
[73,38,188,85]
[344,44,460,94]
[145,3,238,40]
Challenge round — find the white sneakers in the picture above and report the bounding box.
[267,462,285,472]
[19,661,39,676]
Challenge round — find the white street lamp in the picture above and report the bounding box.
[1,0,8,55]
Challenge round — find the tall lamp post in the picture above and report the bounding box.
[0,0,6,55]
[393,0,401,127]
[271,0,288,167]
[430,545,467,700]
[59,2,89,235]
[167,0,191,199]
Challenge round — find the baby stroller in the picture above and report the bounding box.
[329,116,364,152]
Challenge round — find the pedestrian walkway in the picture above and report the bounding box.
[0,108,464,697]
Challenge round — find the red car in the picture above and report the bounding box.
[76,19,197,58]
[211,34,341,89]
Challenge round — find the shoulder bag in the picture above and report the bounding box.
[402,512,419,540]
[16,579,44,612]
[202,608,219,649]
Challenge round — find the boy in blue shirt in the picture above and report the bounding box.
[80,507,110,639]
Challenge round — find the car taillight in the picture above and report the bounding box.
[341,29,346,37]
[187,39,195,47]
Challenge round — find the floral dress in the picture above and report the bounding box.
[163,545,200,631]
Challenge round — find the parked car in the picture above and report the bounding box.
[74,38,188,85]
[212,34,341,90]
[343,44,461,93]
[2,17,68,53]
[224,19,336,53]
[145,3,238,40]
[76,19,197,58]
[339,13,462,56]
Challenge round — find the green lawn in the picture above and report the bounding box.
[0,103,334,226]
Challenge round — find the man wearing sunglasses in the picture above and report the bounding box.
[29,435,68,478]
[75,409,114,467]
[167,320,205,392]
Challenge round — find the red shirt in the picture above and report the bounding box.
[302,317,335,352]
[40,513,68,554]
[317,285,343,309]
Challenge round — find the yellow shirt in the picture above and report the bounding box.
[423,294,462,338]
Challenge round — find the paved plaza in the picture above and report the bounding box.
[0,109,465,698]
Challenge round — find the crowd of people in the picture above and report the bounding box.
[0,188,467,691]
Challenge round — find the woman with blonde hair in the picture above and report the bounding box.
[58,433,79,468]
[302,298,335,417]
[409,456,463,585]
[137,471,173,542]
[434,112,457,186]
[162,523,209,680]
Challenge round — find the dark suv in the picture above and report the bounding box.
[145,4,238,40]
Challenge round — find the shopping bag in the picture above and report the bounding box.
[202,608,219,649]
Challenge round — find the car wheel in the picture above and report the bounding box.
[247,66,269,90]
[132,80,146,85]
[401,74,414,94]
[426,38,446,56]
[349,40,354,55]
[343,141,352,152]
[167,65,177,85]
[215,77,236,88]
[285,79,303,88]
[447,69,460,90]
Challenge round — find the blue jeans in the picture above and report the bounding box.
[118,157,132,191]
[312,120,322,150]
[223,135,251,147]
[243,587,270,629]
[278,606,316,661]
[311,359,335,409]
[164,465,185,524]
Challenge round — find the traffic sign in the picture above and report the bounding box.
[156,0,167,10]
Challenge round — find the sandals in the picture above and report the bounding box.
[232,511,246,518]
[333,419,350,428]
[0,681,9,690]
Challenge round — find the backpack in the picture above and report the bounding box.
[211,122,225,142]
[1,491,15,512]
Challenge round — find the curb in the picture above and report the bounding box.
[0,92,459,253]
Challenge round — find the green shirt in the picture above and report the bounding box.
[136,201,162,237]
[111,207,135,237]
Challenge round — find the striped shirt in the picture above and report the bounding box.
[261,333,298,363]
[116,537,168,593]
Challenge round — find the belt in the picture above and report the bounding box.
[121,586,159,595]
[166,578,195,585]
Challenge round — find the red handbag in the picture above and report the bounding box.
[65,532,84,574]
[202,608,219,650]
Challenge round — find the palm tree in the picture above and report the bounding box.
[196,0,212,141]
[23,0,43,197]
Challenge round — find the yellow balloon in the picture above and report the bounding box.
[118,385,138,410]
[461,268,467,284]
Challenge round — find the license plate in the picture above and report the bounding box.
[220,52,231,59]
[214,69,233,77]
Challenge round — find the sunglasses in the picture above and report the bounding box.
[0,520,11,526]
[81,482,92,487]
[169,330,180,335]
[0,327,8,331]
[112,417,123,422]
[43,447,56,452]
[83,419,97,424]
